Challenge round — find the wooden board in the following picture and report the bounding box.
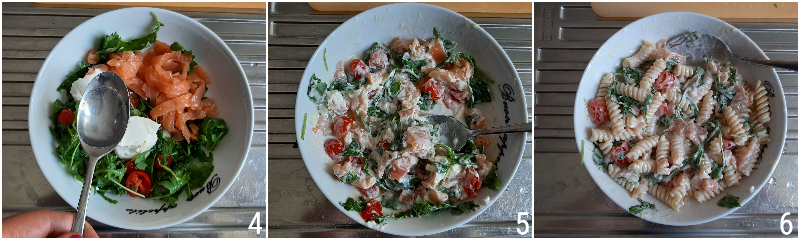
[592,2,797,23]
[309,2,531,14]
[35,2,266,14]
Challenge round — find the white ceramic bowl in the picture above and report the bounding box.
[294,3,528,236]
[28,7,253,230]
[573,12,787,226]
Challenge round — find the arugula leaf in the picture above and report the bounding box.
[616,67,645,85]
[185,161,214,190]
[168,42,198,72]
[307,74,327,104]
[418,93,436,111]
[714,76,735,111]
[197,118,228,151]
[402,58,427,80]
[340,197,367,211]
[323,48,329,72]
[591,141,608,172]
[364,42,382,60]
[96,12,163,61]
[638,58,656,69]
[342,141,363,157]
[57,61,92,93]
[436,144,456,162]
[629,199,656,214]
[710,160,724,180]
[301,113,308,140]
[665,58,679,71]
[470,77,492,105]
[392,198,453,219]
[484,166,501,190]
[685,31,700,42]
[717,193,741,208]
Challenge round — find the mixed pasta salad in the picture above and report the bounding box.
[304,28,500,223]
[586,32,771,211]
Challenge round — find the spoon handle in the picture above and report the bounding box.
[738,57,798,71]
[472,122,532,137]
[71,156,99,235]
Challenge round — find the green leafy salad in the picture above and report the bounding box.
[49,12,228,206]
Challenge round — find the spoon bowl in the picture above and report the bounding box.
[425,115,531,151]
[72,71,130,235]
[666,31,797,71]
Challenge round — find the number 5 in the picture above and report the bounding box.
[517,212,530,235]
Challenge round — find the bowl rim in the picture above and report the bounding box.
[27,7,254,230]
[572,11,787,226]
[292,2,528,236]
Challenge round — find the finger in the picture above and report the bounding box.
[55,232,81,238]
[82,222,100,238]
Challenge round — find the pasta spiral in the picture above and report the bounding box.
[722,150,740,187]
[614,83,649,103]
[628,159,655,173]
[723,106,747,145]
[664,89,694,116]
[672,63,694,79]
[669,134,685,167]
[627,136,659,160]
[623,41,655,68]
[644,92,664,135]
[694,184,725,203]
[597,73,614,101]
[752,80,771,128]
[632,178,650,199]
[640,58,666,90]
[590,128,614,143]
[695,90,715,125]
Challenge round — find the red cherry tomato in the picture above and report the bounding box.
[422,79,445,101]
[129,91,140,109]
[333,116,354,139]
[654,71,676,90]
[588,99,609,124]
[57,109,76,125]
[722,138,736,150]
[368,48,388,70]
[613,141,631,165]
[125,170,152,197]
[463,168,483,198]
[324,139,344,159]
[154,154,173,171]
[347,59,368,79]
[360,199,383,221]
[124,160,137,177]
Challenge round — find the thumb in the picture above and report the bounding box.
[55,232,82,238]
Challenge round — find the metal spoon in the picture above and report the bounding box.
[665,31,797,71]
[426,115,531,151]
[71,71,130,235]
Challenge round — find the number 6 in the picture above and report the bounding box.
[517,212,530,235]
[780,212,793,235]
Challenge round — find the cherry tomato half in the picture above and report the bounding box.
[588,99,609,124]
[463,168,483,198]
[124,160,137,177]
[324,139,344,159]
[360,199,383,221]
[154,154,173,171]
[347,59,368,79]
[333,116,354,139]
[125,170,152,197]
[422,79,445,101]
[57,109,75,125]
[654,71,675,91]
[613,141,631,165]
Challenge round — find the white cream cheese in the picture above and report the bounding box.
[115,116,161,159]
[70,69,103,101]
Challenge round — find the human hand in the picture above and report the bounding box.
[2,210,99,238]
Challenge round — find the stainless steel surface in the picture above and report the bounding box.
[534,2,798,237]
[2,2,266,237]
[73,71,131,235]
[268,2,532,237]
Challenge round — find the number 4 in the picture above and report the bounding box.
[249,212,263,234]
[517,212,530,235]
